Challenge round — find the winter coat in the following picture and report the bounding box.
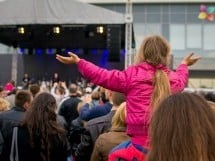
[78,59,188,147]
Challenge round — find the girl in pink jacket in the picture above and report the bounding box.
[56,35,200,148]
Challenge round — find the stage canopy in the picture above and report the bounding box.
[0,0,125,49]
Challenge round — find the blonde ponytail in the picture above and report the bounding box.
[151,70,171,111]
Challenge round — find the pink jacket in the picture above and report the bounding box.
[77,60,189,147]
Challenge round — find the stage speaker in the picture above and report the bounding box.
[106,25,121,62]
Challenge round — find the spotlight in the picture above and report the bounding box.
[53,26,60,34]
[18,27,25,34]
[96,26,104,34]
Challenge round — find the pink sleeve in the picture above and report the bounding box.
[170,64,189,93]
[77,59,128,93]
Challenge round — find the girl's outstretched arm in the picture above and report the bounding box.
[170,53,201,93]
[56,52,128,93]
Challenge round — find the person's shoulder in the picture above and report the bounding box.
[0,107,25,121]
[110,140,131,152]
[86,112,112,126]
[61,96,79,104]
[0,109,14,118]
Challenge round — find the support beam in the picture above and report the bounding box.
[125,0,134,68]
[11,49,18,84]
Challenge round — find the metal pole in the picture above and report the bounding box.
[11,48,18,84]
[125,0,133,68]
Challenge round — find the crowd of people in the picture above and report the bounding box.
[0,34,214,161]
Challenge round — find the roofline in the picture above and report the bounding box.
[79,0,215,4]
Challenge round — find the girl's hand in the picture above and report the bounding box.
[181,53,201,66]
[56,52,80,64]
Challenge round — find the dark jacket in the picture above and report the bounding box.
[0,106,26,160]
[0,106,26,140]
[0,107,70,161]
[0,126,70,161]
[74,110,115,161]
[80,102,112,121]
[58,96,81,127]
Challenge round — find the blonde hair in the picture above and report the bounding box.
[111,102,126,130]
[135,35,171,110]
[151,70,171,110]
[0,98,10,112]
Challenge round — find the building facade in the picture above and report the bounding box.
[81,0,215,88]
[0,0,215,88]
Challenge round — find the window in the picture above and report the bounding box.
[170,24,185,50]
[134,23,161,49]
[203,25,215,50]
[187,25,202,48]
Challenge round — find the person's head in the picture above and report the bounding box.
[0,98,10,112]
[147,92,215,161]
[111,102,126,130]
[24,92,58,124]
[104,89,112,102]
[9,80,15,86]
[91,91,100,100]
[55,86,65,95]
[85,87,92,94]
[136,35,172,110]
[54,72,58,78]
[111,91,126,107]
[135,35,171,65]
[15,90,32,110]
[69,83,78,95]
[22,92,65,160]
[0,86,7,98]
[29,84,40,98]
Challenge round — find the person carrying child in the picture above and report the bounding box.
[56,35,201,148]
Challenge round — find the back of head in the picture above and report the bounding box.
[15,90,31,107]
[91,91,100,100]
[69,83,78,94]
[23,92,65,161]
[111,102,126,130]
[111,92,126,106]
[25,92,57,123]
[147,92,215,161]
[136,35,171,110]
[0,98,10,112]
[135,35,170,65]
[29,84,40,98]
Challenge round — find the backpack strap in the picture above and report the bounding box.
[10,127,19,161]
[0,130,4,155]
